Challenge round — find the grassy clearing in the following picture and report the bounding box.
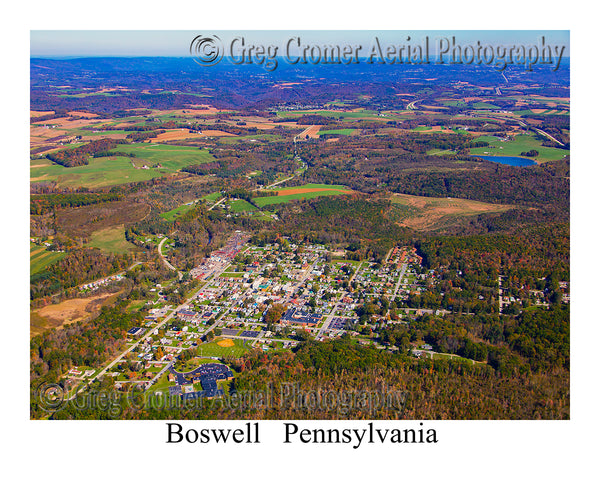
[427,148,456,156]
[202,192,222,203]
[229,199,257,212]
[470,134,569,162]
[88,225,135,254]
[160,203,196,222]
[30,245,66,275]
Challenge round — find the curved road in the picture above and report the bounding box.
[158,237,183,280]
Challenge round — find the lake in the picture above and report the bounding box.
[470,155,537,167]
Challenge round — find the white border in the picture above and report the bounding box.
[5,1,597,478]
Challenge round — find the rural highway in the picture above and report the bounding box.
[532,127,565,147]
[407,99,421,110]
[208,196,226,211]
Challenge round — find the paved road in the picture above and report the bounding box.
[208,196,226,211]
[390,263,408,302]
[407,99,421,110]
[316,261,363,339]
[158,237,183,280]
[532,127,565,147]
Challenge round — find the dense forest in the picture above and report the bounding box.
[39,338,568,420]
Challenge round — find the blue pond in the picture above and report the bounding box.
[470,155,536,167]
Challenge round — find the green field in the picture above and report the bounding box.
[31,144,215,188]
[30,244,66,275]
[254,184,352,207]
[229,199,257,212]
[472,102,500,110]
[318,129,356,136]
[197,338,252,358]
[109,144,214,169]
[88,225,135,254]
[440,100,467,107]
[470,134,569,162]
[31,156,164,188]
[220,272,245,278]
[427,148,456,156]
[202,192,222,203]
[160,203,197,221]
[276,109,383,121]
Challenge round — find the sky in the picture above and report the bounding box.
[30,30,570,57]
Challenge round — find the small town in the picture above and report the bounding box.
[61,231,568,401]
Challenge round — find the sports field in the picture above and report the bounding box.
[253,184,353,206]
[197,337,251,358]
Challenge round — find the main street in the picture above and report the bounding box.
[79,250,238,395]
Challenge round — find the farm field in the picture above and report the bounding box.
[390,193,514,231]
[253,184,353,206]
[88,225,135,254]
[469,134,569,162]
[30,156,164,188]
[318,129,356,136]
[229,199,257,212]
[277,109,384,120]
[30,244,66,276]
[108,143,215,169]
[30,144,216,188]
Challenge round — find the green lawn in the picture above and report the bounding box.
[30,244,66,275]
[470,134,569,162]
